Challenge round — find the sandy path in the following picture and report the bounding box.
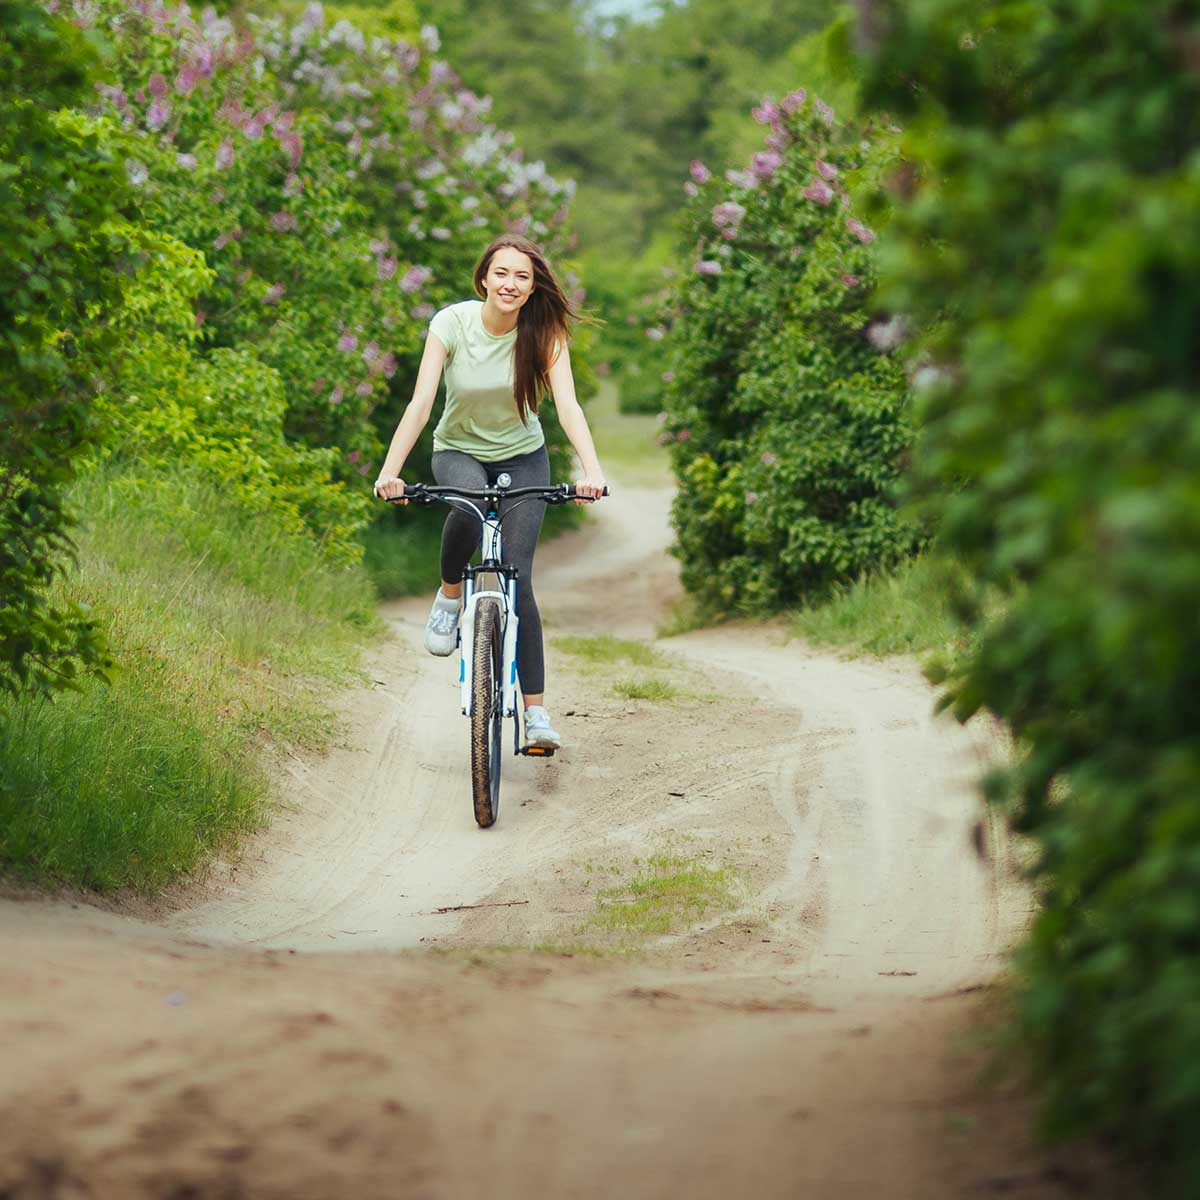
[0,481,1132,1199]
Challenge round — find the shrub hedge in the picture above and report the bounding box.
[659,91,923,611]
[857,1,1200,1190]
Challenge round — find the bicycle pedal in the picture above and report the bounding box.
[520,746,556,757]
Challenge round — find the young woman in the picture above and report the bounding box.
[373,235,606,750]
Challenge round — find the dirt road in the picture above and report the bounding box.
[0,482,1129,1199]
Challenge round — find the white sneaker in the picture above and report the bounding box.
[524,705,562,750]
[423,589,460,656]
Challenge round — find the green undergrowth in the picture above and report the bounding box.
[360,511,445,599]
[790,554,994,664]
[0,467,380,893]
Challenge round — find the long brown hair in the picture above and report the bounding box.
[472,235,587,425]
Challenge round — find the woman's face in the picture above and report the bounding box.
[483,246,535,314]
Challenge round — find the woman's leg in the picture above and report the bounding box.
[494,446,551,703]
[431,450,488,598]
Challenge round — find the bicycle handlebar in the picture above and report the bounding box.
[378,483,610,505]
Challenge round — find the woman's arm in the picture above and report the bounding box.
[547,342,606,502]
[373,333,449,500]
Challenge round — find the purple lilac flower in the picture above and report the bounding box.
[270,210,297,232]
[148,72,168,99]
[760,452,779,465]
[751,151,783,182]
[676,428,692,442]
[243,116,265,140]
[380,352,398,379]
[745,492,759,505]
[817,160,838,180]
[175,65,199,95]
[846,218,876,243]
[283,172,303,196]
[662,371,675,383]
[696,260,722,276]
[400,265,433,294]
[347,450,361,464]
[689,159,711,184]
[377,255,398,281]
[840,273,860,288]
[277,130,303,167]
[411,302,435,320]
[355,380,373,398]
[338,332,358,352]
[146,100,171,131]
[803,179,834,205]
[711,201,746,229]
[330,385,344,405]
[683,181,699,198]
[215,138,235,169]
[362,341,381,366]
[752,97,778,124]
[263,282,286,306]
[213,231,231,251]
[815,98,835,126]
[781,88,807,113]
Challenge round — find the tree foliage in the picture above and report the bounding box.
[659,93,922,610]
[857,1,1200,1189]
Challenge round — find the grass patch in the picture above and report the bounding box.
[554,634,666,668]
[590,852,740,936]
[612,677,678,701]
[588,379,672,487]
[0,467,380,893]
[790,553,993,661]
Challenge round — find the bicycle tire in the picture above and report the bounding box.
[470,597,504,828]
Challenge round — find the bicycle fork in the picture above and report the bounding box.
[459,509,520,721]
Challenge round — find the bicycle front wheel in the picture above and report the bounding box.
[470,597,504,828]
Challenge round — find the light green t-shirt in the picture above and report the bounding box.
[428,300,546,462]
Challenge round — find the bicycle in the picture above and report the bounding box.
[381,476,607,828]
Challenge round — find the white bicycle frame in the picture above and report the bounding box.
[457,501,520,720]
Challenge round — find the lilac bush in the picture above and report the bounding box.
[83,0,577,485]
[658,90,923,610]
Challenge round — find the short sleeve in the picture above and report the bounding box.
[428,306,458,356]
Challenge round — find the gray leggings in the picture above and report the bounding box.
[432,445,550,695]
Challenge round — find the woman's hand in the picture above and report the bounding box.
[573,472,606,506]
[374,474,407,504]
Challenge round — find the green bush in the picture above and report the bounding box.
[857,1,1200,1190]
[659,90,923,611]
[0,3,130,698]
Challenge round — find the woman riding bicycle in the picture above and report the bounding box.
[373,234,606,751]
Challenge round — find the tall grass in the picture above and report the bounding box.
[0,466,381,893]
[790,554,994,662]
